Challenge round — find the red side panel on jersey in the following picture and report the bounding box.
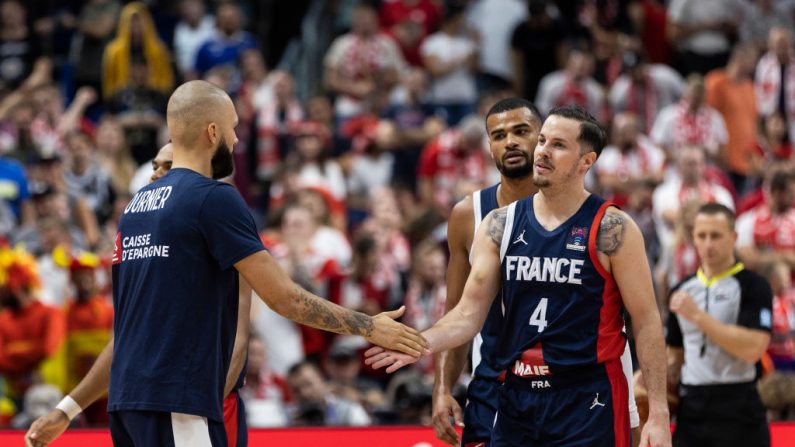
[588,202,626,362]
[223,391,239,447]
[606,359,630,447]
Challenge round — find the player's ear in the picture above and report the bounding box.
[206,122,219,145]
[580,150,597,171]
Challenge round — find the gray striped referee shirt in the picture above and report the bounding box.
[666,263,773,386]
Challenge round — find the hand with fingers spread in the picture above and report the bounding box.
[364,346,423,373]
[365,306,429,358]
[432,390,464,446]
[24,409,70,447]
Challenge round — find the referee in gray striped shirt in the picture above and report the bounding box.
[666,203,772,447]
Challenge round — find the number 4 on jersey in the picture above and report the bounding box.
[529,298,548,333]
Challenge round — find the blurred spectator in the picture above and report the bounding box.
[535,49,604,119]
[107,59,168,164]
[666,0,741,75]
[30,218,72,308]
[0,0,50,91]
[0,145,34,226]
[238,49,269,117]
[630,0,672,65]
[594,112,665,206]
[655,199,701,318]
[288,121,346,202]
[286,360,371,426]
[193,1,258,79]
[465,0,526,92]
[736,170,795,273]
[383,68,445,188]
[24,184,100,250]
[417,115,488,214]
[420,4,478,126]
[71,0,121,96]
[740,0,795,51]
[95,116,136,196]
[101,2,174,100]
[346,121,396,206]
[380,0,441,67]
[510,0,566,102]
[62,131,115,225]
[324,340,385,413]
[650,73,728,161]
[63,252,112,425]
[625,179,661,268]
[750,112,794,179]
[251,71,304,186]
[652,146,734,245]
[240,334,290,428]
[403,239,445,333]
[706,44,759,194]
[173,0,217,79]
[608,50,684,133]
[324,2,404,123]
[9,383,61,430]
[0,247,66,402]
[339,234,396,318]
[756,27,795,142]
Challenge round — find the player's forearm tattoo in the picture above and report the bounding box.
[597,212,625,256]
[293,285,373,337]
[487,208,508,247]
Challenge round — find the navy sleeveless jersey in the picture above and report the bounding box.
[109,168,265,422]
[497,194,626,375]
[470,184,504,380]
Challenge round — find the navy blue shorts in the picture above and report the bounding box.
[109,410,228,447]
[462,377,500,446]
[492,360,629,447]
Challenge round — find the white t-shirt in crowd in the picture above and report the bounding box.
[667,0,743,54]
[466,0,526,80]
[420,32,478,104]
[173,16,217,73]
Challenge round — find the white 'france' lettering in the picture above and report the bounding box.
[505,256,584,284]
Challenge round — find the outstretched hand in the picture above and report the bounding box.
[364,346,422,373]
[366,306,429,357]
[24,409,70,447]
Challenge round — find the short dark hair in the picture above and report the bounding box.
[769,170,794,193]
[696,203,736,229]
[485,97,542,123]
[547,105,606,156]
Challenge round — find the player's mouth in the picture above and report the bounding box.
[534,159,553,172]
[503,150,529,164]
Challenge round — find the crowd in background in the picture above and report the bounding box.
[1,0,795,430]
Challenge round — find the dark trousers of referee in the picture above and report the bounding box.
[673,382,769,447]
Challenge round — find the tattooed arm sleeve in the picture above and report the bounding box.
[597,210,626,256]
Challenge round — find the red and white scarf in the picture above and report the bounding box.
[677,180,716,205]
[673,100,714,149]
[404,281,446,332]
[255,100,304,181]
[340,35,384,87]
[756,52,795,138]
[556,75,590,110]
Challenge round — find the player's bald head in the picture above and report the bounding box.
[167,80,233,146]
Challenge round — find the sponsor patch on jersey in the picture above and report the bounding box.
[565,226,588,252]
[760,308,772,329]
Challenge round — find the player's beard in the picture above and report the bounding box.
[211,137,234,179]
[497,151,533,179]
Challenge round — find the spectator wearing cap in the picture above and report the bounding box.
[286,360,371,427]
[288,121,346,202]
[608,50,684,133]
[420,4,479,126]
[63,251,112,425]
[101,2,174,100]
[417,115,488,214]
[193,1,258,78]
[0,246,66,404]
[706,44,760,194]
[324,2,405,124]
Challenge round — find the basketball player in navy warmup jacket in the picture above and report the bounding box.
[368,106,671,447]
[433,99,642,447]
[25,81,427,447]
